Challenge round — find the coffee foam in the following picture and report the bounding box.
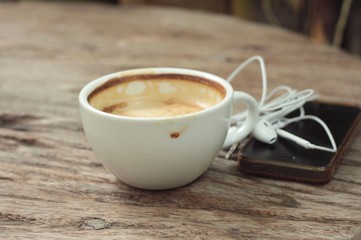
[88,74,226,118]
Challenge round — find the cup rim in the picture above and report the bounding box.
[79,67,233,122]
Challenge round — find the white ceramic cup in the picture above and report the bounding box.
[79,68,259,190]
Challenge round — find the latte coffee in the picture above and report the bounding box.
[88,74,226,118]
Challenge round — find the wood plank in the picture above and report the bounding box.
[0,1,360,239]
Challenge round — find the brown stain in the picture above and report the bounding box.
[102,102,128,113]
[88,73,226,102]
[169,124,189,139]
[163,98,176,105]
[170,132,180,138]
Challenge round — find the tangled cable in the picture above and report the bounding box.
[226,56,337,152]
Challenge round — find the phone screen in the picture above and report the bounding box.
[239,101,361,182]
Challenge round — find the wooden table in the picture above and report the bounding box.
[1,2,361,239]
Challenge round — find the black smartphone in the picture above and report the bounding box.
[238,101,361,183]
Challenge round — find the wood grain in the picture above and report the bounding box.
[0,2,360,239]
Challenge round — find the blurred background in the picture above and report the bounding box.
[4,0,361,56]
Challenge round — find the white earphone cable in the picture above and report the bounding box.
[227,56,337,152]
[227,56,317,124]
[276,115,337,152]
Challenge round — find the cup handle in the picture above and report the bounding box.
[223,91,259,148]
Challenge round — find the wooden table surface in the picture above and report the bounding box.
[1,2,361,239]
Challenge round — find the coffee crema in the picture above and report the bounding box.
[88,74,226,118]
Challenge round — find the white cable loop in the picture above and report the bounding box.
[226,55,337,152]
[275,115,337,152]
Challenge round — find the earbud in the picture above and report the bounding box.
[252,118,336,152]
[252,119,277,144]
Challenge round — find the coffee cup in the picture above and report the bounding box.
[79,68,259,189]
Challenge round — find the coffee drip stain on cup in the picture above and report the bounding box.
[169,124,190,139]
[170,132,180,138]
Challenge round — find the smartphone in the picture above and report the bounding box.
[238,101,361,183]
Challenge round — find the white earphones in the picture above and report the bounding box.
[253,118,337,152]
[253,119,277,144]
[225,55,337,153]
